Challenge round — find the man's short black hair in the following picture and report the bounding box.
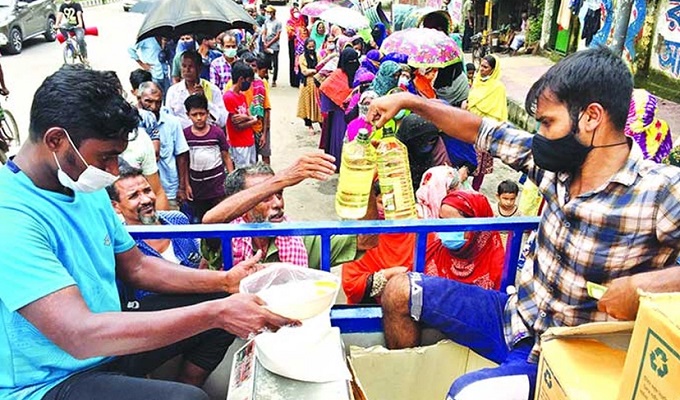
[231,60,255,84]
[29,66,140,146]
[241,52,257,64]
[526,46,633,131]
[255,55,270,70]
[196,33,214,44]
[129,69,153,91]
[180,49,203,70]
[497,179,520,195]
[106,166,144,202]
[184,93,209,113]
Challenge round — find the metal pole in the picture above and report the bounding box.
[609,0,635,56]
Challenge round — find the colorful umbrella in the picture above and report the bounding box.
[380,28,461,68]
[301,1,337,17]
[319,7,369,30]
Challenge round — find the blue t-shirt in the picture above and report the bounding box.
[0,161,135,400]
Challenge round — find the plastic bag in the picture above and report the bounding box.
[240,263,340,320]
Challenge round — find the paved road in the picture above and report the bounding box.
[2,3,340,221]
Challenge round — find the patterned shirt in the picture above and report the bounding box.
[210,56,233,92]
[476,118,680,363]
[231,216,309,267]
[132,211,202,300]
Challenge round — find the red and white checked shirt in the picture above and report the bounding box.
[230,216,309,267]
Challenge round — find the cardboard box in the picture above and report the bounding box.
[617,292,680,400]
[348,340,497,400]
[535,322,634,400]
[535,292,680,400]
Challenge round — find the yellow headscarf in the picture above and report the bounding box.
[467,55,508,122]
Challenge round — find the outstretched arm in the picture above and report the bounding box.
[367,92,483,144]
[203,153,336,223]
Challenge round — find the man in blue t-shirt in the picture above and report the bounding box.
[0,66,310,400]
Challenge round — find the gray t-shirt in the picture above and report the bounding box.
[263,19,282,52]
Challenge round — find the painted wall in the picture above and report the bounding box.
[650,0,680,79]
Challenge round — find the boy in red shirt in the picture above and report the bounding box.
[222,61,258,168]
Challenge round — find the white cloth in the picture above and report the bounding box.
[165,79,228,129]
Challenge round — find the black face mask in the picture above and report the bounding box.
[531,114,629,173]
[531,130,592,173]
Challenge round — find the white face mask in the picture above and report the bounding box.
[53,129,118,193]
[398,76,410,87]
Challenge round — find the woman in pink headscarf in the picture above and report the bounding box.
[415,166,461,219]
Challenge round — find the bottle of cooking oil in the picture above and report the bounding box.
[376,126,417,220]
[335,129,377,219]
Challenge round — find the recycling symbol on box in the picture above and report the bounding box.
[649,347,669,378]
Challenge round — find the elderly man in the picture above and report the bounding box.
[0,66,295,400]
[107,167,237,388]
[166,50,227,129]
[369,47,680,400]
[202,159,356,270]
[137,81,191,207]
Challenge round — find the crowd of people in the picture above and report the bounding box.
[0,1,679,400]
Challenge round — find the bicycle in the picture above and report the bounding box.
[55,28,89,66]
[0,97,20,165]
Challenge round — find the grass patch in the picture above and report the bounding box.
[635,70,680,103]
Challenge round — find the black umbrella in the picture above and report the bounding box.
[136,0,256,42]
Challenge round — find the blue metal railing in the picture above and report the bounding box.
[128,217,540,333]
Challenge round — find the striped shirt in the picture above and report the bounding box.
[183,125,229,200]
[476,118,680,362]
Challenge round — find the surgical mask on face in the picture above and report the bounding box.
[266,14,272,21]
[327,43,336,51]
[398,76,410,87]
[240,80,252,91]
[223,47,237,58]
[53,129,118,193]
[437,231,466,251]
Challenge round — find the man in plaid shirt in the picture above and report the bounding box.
[369,47,680,400]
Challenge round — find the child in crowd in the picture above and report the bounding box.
[223,61,258,168]
[183,94,233,223]
[466,63,476,87]
[225,54,273,165]
[495,179,521,217]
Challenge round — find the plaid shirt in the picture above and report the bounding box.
[477,118,680,363]
[210,56,232,92]
[231,216,309,267]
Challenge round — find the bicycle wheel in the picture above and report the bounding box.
[63,43,76,64]
[0,109,20,148]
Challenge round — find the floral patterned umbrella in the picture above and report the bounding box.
[301,1,337,17]
[380,28,461,68]
[319,7,370,30]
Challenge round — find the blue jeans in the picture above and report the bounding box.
[408,273,537,400]
[59,26,87,58]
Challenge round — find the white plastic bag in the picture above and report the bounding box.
[240,263,340,320]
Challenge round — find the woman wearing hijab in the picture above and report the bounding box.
[413,67,439,99]
[434,61,469,107]
[319,48,360,169]
[310,20,327,53]
[465,55,508,191]
[297,39,323,135]
[396,112,452,193]
[425,190,504,290]
[415,165,460,219]
[286,7,306,88]
[357,49,382,75]
[371,23,388,48]
[341,190,504,304]
[370,60,401,97]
